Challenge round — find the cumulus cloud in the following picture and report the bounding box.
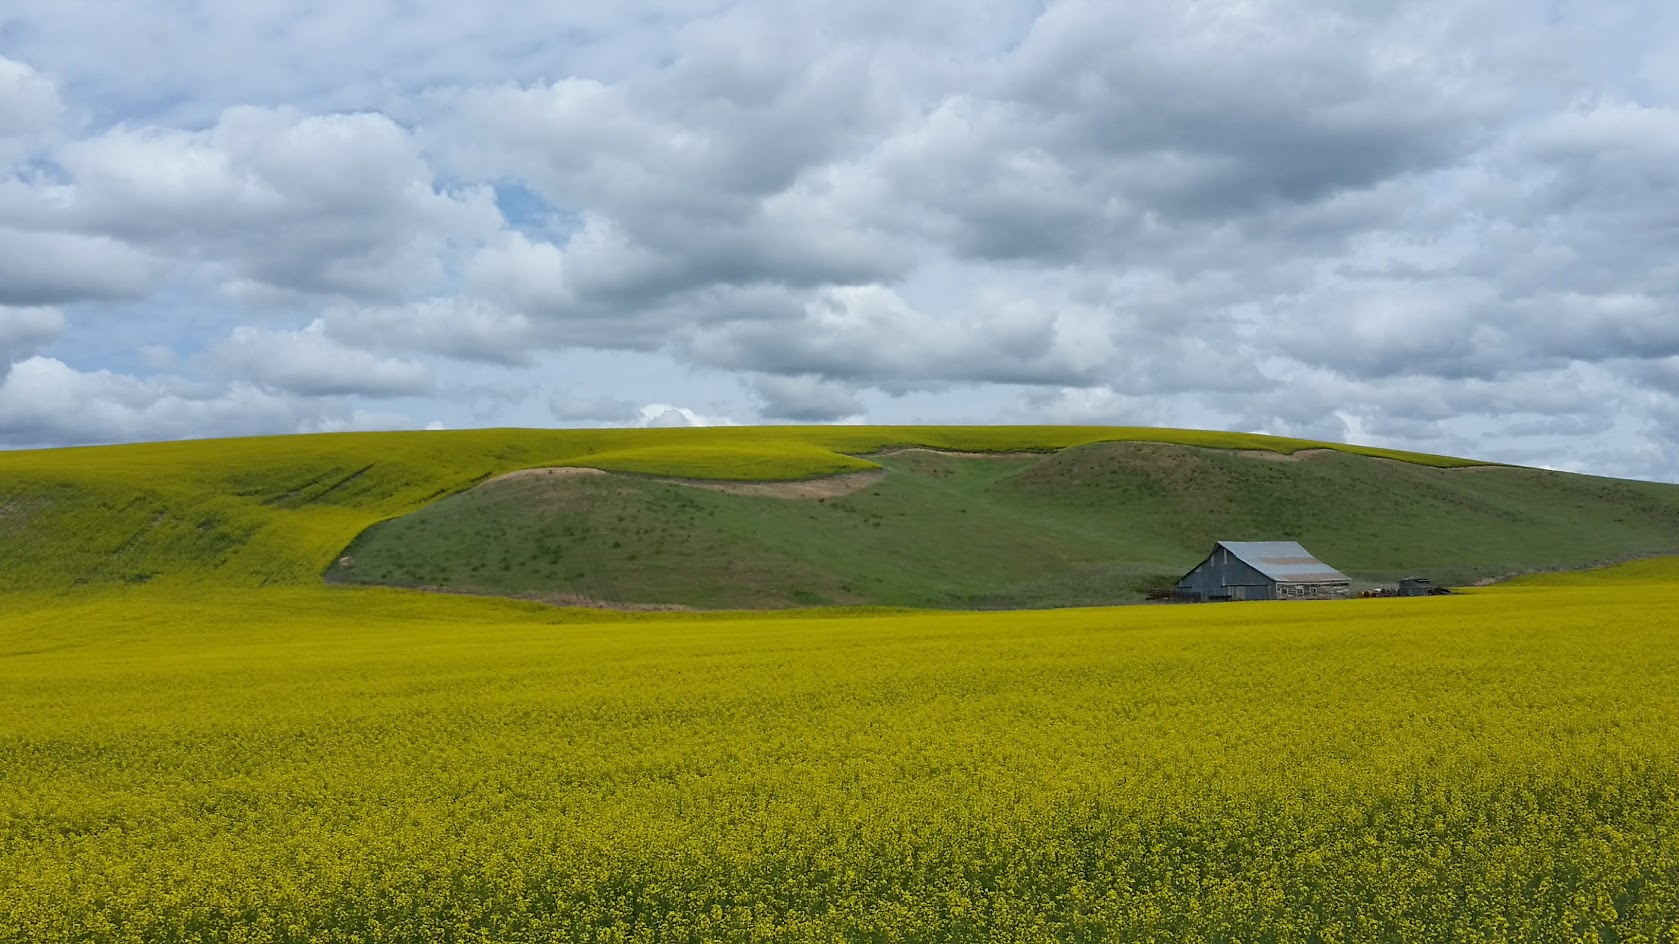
[997,1,1500,204]
[0,227,159,306]
[1628,357,1679,396]
[634,403,736,428]
[749,373,863,422]
[684,284,1101,390]
[2,105,501,302]
[0,306,64,380]
[549,394,639,425]
[0,356,412,447]
[0,3,715,124]
[317,298,540,365]
[407,0,1544,411]
[209,321,433,397]
[1014,386,1170,429]
[0,55,61,142]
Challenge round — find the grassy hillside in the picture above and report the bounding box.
[5,562,1679,941]
[0,425,1485,598]
[328,441,1679,609]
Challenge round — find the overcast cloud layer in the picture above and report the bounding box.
[3,0,1679,479]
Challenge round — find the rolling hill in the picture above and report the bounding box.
[2,425,1677,607]
[326,440,1679,608]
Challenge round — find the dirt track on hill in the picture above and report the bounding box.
[868,447,1044,460]
[1236,448,1338,462]
[664,470,884,498]
[477,465,884,499]
[1236,447,1504,471]
[480,466,610,486]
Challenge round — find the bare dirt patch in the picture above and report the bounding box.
[1236,448,1338,462]
[868,447,1045,460]
[480,466,611,487]
[661,470,883,498]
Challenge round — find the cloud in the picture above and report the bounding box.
[437,54,914,329]
[1628,357,1679,396]
[1009,1,1499,187]
[209,321,434,397]
[3,105,501,302]
[403,0,1533,407]
[634,403,736,428]
[1014,385,1170,428]
[749,373,863,422]
[549,394,639,425]
[0,356,412,447]
[0,3,708,124]
[0,227,159,306]
[0,306,64,380]
[0,55,61,142]
[318,298,540,366]
[684,284,1096,390]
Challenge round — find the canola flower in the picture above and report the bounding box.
[3,571,1679,942]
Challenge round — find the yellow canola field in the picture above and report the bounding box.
[4,564,1679,943]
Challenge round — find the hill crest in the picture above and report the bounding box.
[1,426,1668,607]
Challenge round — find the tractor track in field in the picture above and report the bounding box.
[402,583,702,612]
[299,464,375,505]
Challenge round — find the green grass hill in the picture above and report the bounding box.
[327,440,1679,608]
[4,425,1678,608]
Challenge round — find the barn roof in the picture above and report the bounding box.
[1216,541,1349,583]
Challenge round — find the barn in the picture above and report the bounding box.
[1174,541,1352,602]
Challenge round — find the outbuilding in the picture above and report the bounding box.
[1174,541,1352,602]
[1397,577,1435,597]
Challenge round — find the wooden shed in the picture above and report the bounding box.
[1174,541,1352,602]
[1397,577,1434,597]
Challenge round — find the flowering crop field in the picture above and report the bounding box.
[4,569,1679,942]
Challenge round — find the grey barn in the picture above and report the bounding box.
[1174,541,1352,602]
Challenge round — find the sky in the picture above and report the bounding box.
[2,1,1678,480]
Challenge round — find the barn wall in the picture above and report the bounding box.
[1276,581,1352,600]
[1175,547,1275,601]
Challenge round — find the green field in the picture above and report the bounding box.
[5,426,1679,941]
[330,441,1679,609]
[3,425,1674,608]
[1,424,1466,597]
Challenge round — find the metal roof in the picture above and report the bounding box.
[1216,541,1349,583]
